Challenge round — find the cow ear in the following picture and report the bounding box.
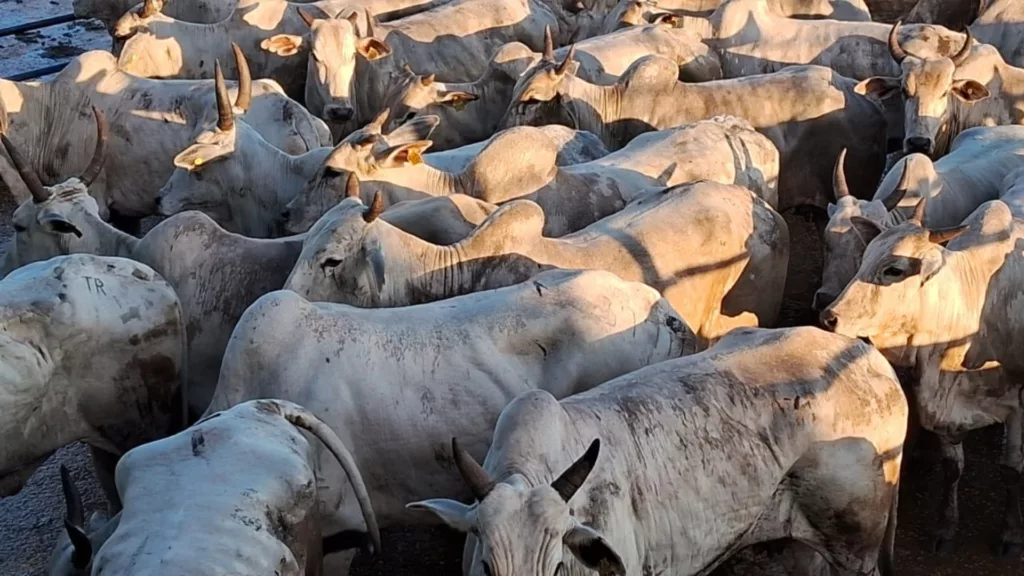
[854,77,901,101]
[260,34,304,57]
[827,202,838,218]
[951,79,989,103]
[374,141,432,168]
[651,13,679,26]
[362,236,386,291]
[564,521,625,576]
[437,91,480,111]
[173,143,228,171]
[406,499,475,532]
[920,250,945,283]
[39,211,83,238]
[357,38,391,60]
[849,216,882,245]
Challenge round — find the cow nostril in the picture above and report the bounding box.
[811,291,835,312]
[325,105,354,122]
[281,208,291,221]
[905,137,932,154]
[819,309,838,331]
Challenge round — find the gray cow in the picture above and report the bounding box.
[409,326,906,576]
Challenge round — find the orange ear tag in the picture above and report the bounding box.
[407,149,423,165]
[452,98,467,112]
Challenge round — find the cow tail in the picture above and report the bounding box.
[879,477,899,576]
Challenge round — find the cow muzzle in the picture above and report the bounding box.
[324,104,354,123]
[904,136,933,156]
[819,308,839,332]
[811,290,837,313]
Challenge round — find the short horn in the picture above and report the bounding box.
[79,106,108,187]
[881,162,910,211]
[911,197,927,224]
[451,438,494,501]
[951,26,973,67]
[362,190,384,222]
[369,108,389,133]
[551,439,600,502]
[888,21,908,64]
[298,7,317,28]
[0,133,50,203]
[214,60,234,132]
[928,224,968,244]
[421,73,435,87]
[231,42,252,112]
[543,26,554,62]
[346,172,360,198]
[364,8,375,37]
[139,0,163,18]
[832,148,850,199]
[60,466,92,570]
[556,44,576,75]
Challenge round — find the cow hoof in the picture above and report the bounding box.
[932,536,955,555]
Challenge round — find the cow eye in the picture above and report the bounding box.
[321,257,342,271]
[324,167,343,179]
[882,265,903,278]
[403,111,416,122]
[482,561,494,576]
[554,562,566,575]
[13,224,26,233]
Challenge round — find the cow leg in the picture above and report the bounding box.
[998,408,1024,556]
[89,446,122,515]
[933,439,964,554]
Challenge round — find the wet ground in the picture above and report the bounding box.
[1,0,1023,574]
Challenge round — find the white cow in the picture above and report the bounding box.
[409,326,906,576]
[209,269,695,572]
[0,254,185,509]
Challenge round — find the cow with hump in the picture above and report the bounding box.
[821,199,1024,555]
[409,326,907,576]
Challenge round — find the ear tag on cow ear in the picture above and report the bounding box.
[130,53,139,63]
[452,98,468,112]
[193,157,204,167]
[407,149,423,165]
[367,47,379,59]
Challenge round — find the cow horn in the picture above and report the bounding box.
[556,44,576,76]
[421,73,435,87]
[79,106,108,187]
[1,133,50,203]
[60,466,92,570]
[888,21,908,64]
[911,197,927,224]
[298,7,317,28]
[551,439,600,502]
[139,0,163,18]
[881,162,910,211]
[214,60,234,132]
[362,190,384,222]
[369,108,389,133]
[543,26,555,62]
[832,148,850,199]
[928,224,968,244]
[950,26,973,67]
[451,438,494,500]
[346,172,360,198]
[364,8,375,38]
[231,43,252,112]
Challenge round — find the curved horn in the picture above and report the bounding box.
[888,21,908,64]
[346,172,360,198]
[0,133,50,203]
[543,26,555,62]
[832,148,850,199]
[270,400,382,554]
[881,162,910,211]
[950,26,973,67]
[364,8,375,38]
[298,7,317,27]
[928,224,968,244]
[214,60,234,132]
[556,44,576,76]
[911,197,927,224]
[362,190,384,222]
[421,73,435,87]
[451,437,495,501]
[60,466,92,570]
[368,108,389,133]
[139,0,163,18]
[231,43,252,112]
[79,106,108,187]
[551,439,600,502]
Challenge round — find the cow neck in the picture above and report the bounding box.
[561,75,623,149]
[373,161,469,200]
[375,226,476,304]
[100,219,142,258]
[353,53,397,129]
[245,141,331,208]
[678,15,713,39]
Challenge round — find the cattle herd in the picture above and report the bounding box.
[2,0,1024,573]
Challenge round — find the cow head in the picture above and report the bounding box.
[408,438,625,576]
[382,66,480,133]
[301,9,391,128]
[815,151,937,311]
[820,200,968,342]
[856,23,989,158]
[114,0,184,77]
[502,45,580,129]
[284,175,388,304]
[282,112,436,233]
[0,108,109,278]
[158,47,252,227]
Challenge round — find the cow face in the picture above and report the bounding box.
[284,191,387,305]
[408,439,625,576]
[158,124,240,225]
[303,12,391,128]
[502,49,580,130]
[820,219,967,343]
[382,69,479,133]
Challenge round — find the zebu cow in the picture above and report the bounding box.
[704,0,965,79]
[74,0,254,30]
[409,326,906,576]
[0,133,302,417]
[973,0,1024,68]
[0,254,185,508]
[300,0,562,133]
[0,48,327,223]
[857,25,1022,158]
[52,399,380,576]
[285,180,788,345]
[821,200,1024,555]
[381,26,720,149]
[815,125,1024,311]
[503,55,887,209]
[208,269,694,572]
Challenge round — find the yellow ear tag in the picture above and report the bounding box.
[193,157,204,166]
[452,98,467,112]
[367,47,379,59]
[130,53,139,63]
[407,149,423,165]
